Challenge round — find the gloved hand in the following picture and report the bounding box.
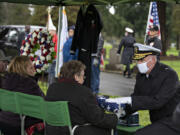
[120,103,132,119]
[93,57,99,66]
[105,97,132,119]
[70,50,75,55]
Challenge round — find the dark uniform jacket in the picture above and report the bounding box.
[147,36,162,50]
[173,82,180,128]
[71,5,103,88]
[0,73,44,128]
[131,62,180,131]
[71,5,103,54]
[117,35,136,65]
[173,102,180,129]
[45,78,118,135]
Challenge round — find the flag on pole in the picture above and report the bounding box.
[47,7,56,31]
[145,2,161,43]
[56,6,68,76]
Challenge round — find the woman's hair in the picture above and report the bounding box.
[8,56,32,76]
[60,60,86,79]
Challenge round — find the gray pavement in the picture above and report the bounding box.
[99,72,136,96]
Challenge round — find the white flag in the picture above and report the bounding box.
[56,7,68,76]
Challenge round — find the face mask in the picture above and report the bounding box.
[137,62,149,74]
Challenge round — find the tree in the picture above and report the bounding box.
[172,4,180,50]
[0,3,31,25]
[31,5,48,26]
[31,6,79,28]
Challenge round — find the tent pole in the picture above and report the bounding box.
[55,6,62,78]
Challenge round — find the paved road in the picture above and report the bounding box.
[99,72,136,96]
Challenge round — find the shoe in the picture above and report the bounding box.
[123,71,126,77]
[127,75,132,78]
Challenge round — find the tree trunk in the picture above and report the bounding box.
[157,1,167,56]
[177,34,180,50]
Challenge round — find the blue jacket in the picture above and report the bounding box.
[63,37,78,63]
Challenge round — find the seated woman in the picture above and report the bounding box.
[0,56,44,135]
[45,60,118,135]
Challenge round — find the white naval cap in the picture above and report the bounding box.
[125,27,134,33]
[133,43,161,60]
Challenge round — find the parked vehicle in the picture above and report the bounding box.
[0,25,46,58]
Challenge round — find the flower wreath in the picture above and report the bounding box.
[20,29,56,73]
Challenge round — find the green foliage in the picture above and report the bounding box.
[31,6,79,28]
[0,3,31,25]
[104,42,112,59]
[172,4,180,34]
[161,60,180,79]
[97,3,149,39]
[166,47,180,56]
[31,5,47,26]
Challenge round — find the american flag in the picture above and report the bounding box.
[145,2,161,43]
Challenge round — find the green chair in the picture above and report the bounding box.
[116,125,144,135]
[0,88,72,135]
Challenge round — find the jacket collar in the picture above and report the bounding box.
[59,78,78,84]
[149,61,160,78]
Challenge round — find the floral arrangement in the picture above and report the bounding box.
[20,29,56,73]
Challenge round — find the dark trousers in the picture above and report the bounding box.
[78,50,91,88]
[124,62,131,76]
[135,122,180,135]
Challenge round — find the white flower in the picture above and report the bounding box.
[36,60,40,65]
[20,46,24,50]
[40,56,45,61]
[22,52,27,56]
[50,42,54,46]
[41,38,45,43]
[37,34,40,39]
[50,47,54,52]
[32,32,37,38]
[44,64,49,69]
[43,49,47,54]
[29,53,34,57]
[41,66,46,71]
[37,69,41,73]
[46,40,50,44]
[46,55,51,61]
[25,42,30,47]
[24,47,29,52]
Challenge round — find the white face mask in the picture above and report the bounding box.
[137,62,149,74]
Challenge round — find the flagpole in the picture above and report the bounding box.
[55,6,62,78]
[144,2,152,44]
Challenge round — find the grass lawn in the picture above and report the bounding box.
[166,47,180,56]
[161,60,180,78]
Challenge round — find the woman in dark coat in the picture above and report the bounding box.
[0,56,44,135]
[45,60,118,135]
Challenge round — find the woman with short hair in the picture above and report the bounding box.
[0,56,44,135]
[45,60,118,135]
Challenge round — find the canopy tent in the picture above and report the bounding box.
[0,0,179,6]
